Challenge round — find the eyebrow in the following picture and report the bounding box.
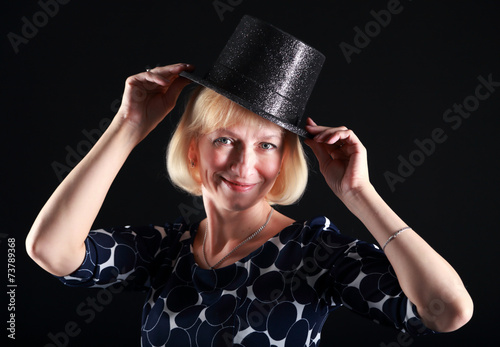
[211,129,283,141]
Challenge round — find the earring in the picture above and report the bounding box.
[191,161,195,168]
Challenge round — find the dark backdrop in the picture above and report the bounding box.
[2,1,499,346]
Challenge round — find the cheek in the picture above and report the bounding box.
[258,154,282,179]
[199,147,228,172]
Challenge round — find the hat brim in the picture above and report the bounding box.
[180,71,313,139]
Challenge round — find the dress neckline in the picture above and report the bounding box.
[188,219,302,271]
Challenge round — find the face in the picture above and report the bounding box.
[190,121,285,211]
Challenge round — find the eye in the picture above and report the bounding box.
[214,137,233,146]
[260,142,277,150]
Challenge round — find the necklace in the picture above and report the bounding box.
[202,208,274,270]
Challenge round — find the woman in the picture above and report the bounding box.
[26,17,472,346]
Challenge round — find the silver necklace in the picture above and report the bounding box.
[202,208,274,270]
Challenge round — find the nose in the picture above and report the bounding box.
[230,145,257,178]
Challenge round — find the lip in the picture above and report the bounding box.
[221,177,257,192]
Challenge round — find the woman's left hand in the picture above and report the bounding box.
[304,118,371,201]
[305,119,474,333]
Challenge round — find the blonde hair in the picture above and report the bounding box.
[166,86,308,205]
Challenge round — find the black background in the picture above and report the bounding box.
[1,0,499,346]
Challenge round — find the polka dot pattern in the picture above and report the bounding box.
[59,216,434,346]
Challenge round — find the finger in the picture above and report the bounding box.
[138,63,194,89]
[305,123,348,136]
[142,71,172,89]
[128,63,194,96]
[149,63,194,81]
[306,117,318,126]
[311,128,350,145]
[304,138,334,164]
[163,75,193,107]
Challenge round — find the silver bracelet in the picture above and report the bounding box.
[382,227,411,251]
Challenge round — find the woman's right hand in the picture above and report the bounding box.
[116,63,195,142]
[26,63,194,277]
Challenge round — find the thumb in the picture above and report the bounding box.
[163,76,192,109]
[304,139,331,165]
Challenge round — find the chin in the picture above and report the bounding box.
[220,193,269,212]
[202,182,272,212]
[222,198,261,212]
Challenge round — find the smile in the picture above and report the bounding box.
[221,177,257,192]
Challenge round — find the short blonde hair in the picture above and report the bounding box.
[166,86,308,205]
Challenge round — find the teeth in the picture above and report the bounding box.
[223,177,251,187]
[225,178,242,186]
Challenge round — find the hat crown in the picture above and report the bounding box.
[181,15,325,137]
[212,16,325,106]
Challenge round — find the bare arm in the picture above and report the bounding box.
[26,63,194,277]
[340,185,473,332]
[305,118,473,333]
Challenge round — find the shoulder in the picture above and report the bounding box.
[278,215,342,244]
[278,215,382,256]
[93,218,186,242]
[86,217,195,258]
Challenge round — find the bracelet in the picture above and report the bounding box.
[382,227,411,251]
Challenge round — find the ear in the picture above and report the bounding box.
[188,138,199,167]
[187,138,203,188]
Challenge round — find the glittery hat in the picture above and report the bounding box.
[180,15,325,138]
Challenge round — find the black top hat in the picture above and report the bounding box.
[180,15,325,138]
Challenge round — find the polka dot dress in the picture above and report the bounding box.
[59,216,434,346]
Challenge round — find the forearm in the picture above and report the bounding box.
[26,115,141,276]
[341,185,473,332]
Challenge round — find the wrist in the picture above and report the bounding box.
[339,183,377,211]
[109,111,148,148]
[341,184,408,245]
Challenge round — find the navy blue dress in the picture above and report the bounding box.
[59,216,434,346]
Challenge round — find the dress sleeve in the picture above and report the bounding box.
[57,222,184,291]
[305,216,436,336]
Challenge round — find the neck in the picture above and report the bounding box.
[202,199,273,254]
